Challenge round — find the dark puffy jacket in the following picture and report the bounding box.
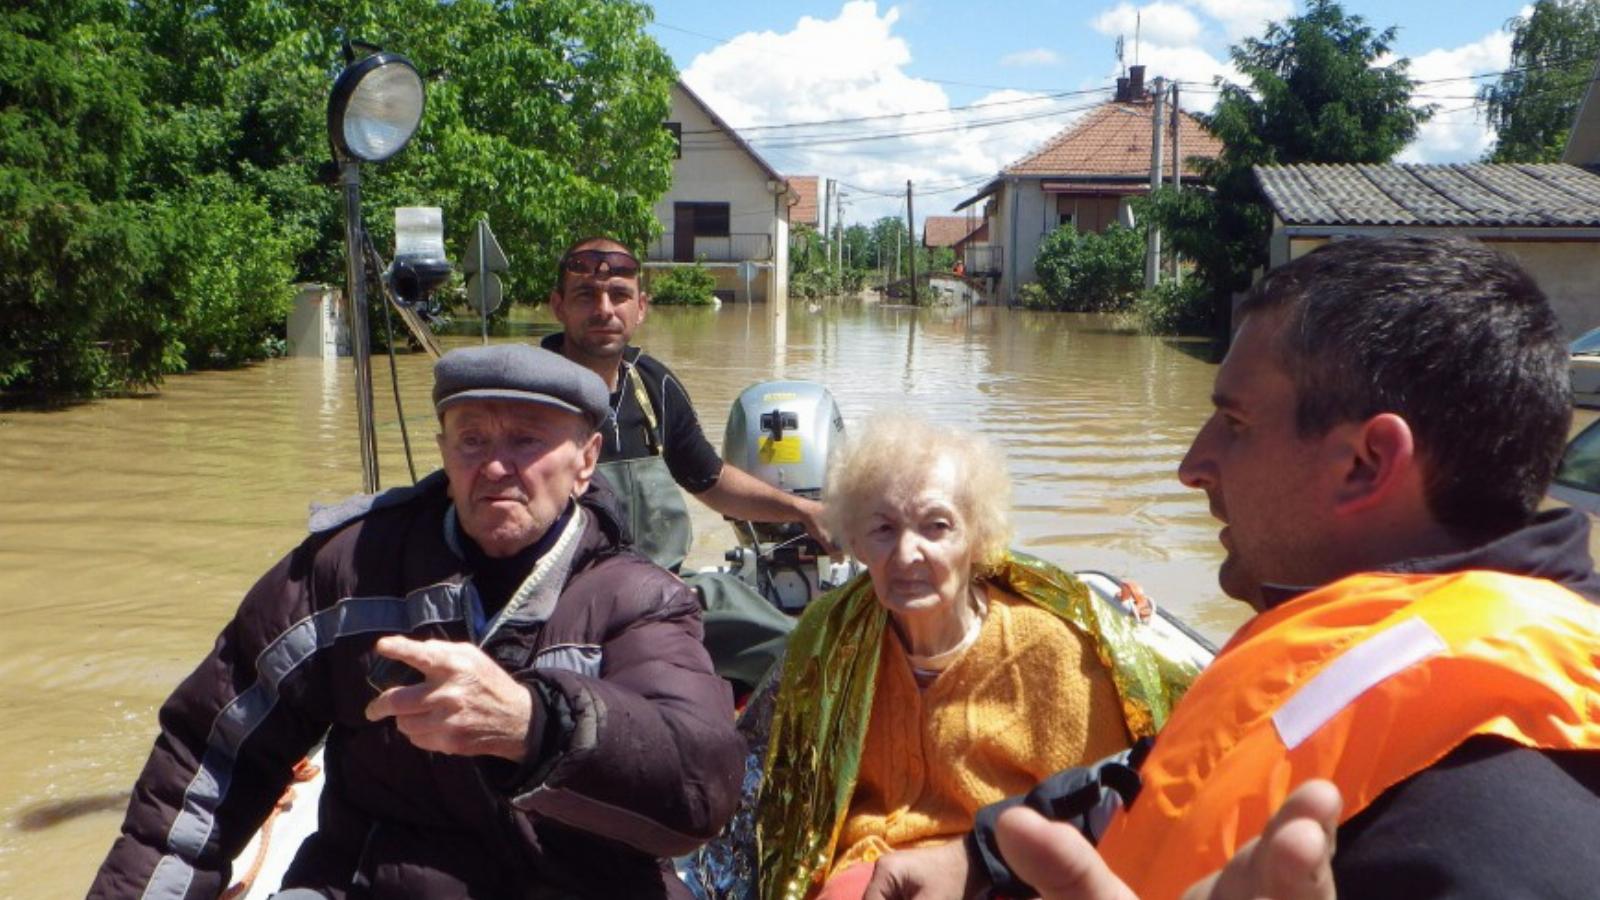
[89,474,744,899]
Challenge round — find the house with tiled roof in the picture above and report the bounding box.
[1255,162,1600,338]
[789,176,820,229]
[651,80,791,303]
[922,215,982,248]
[955,66,1223,301]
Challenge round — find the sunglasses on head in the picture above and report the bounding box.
[561,249,640,279]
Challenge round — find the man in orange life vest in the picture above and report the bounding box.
[864,236,1600,900]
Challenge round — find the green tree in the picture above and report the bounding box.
[0,3,163,392]
[1479,0,1600,163]
[841,223,872,270]
[1032,224,1145,312]
[1150,0,1428,333]
[1,0,676,396]
[648,261,717,306]
[789,223,827,273]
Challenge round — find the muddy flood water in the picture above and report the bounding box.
[0,301,1245,894]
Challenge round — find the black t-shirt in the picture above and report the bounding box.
[540,334,724,494]
[1332,736,1600,898]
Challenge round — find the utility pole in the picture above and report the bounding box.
[878,234,886,296]
[1145,76,1165,290]
[894,221,901,284]
[905,180,918,306]
[835,189,845,271]
[821,179,833,269]
[1170,80,1182,284]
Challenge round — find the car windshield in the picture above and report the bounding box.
[1557,420,1600,494]
[1573,327,1600,356]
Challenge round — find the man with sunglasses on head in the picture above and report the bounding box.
[541,236,826,692]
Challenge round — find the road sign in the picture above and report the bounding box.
[737,260,759,284]
[463,219,509,321]
[462,219,509,274]
[466,272,503,317]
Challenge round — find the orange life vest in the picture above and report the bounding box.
[1096,570,1600,900]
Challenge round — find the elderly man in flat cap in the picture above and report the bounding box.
[91,345,745,900]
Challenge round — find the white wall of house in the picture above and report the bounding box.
[1490,242,1600,340]
[994,179,1143,302]
[996,178,1073,301]
[1287,235,1599,340]
[655,84,789,304]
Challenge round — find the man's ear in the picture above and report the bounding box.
[638,290,651,323]
[570,429,603,498]
[548,286,566,318]
[1333,413,1417,516]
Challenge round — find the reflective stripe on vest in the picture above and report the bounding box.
[1097,570,1600,900]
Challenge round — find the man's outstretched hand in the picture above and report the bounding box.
[996,780,1341,900]
[364,636,533,762]
[862,780,1341,900]
[1175,780,1341,900]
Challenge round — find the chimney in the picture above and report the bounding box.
[1115,76,1131,103]
[1128,65,1146,101]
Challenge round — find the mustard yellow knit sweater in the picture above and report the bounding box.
[827,587,1133,879]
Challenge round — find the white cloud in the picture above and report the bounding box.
[1396,27,1514,163]
[1091,2,1205,47]
[1181,0,1292,41]
[680,1,1094,223]
[1000,48,1061,67]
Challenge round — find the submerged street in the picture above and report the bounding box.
[0,302,1244,894]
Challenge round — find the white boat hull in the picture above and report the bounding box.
[227,570,1214,896]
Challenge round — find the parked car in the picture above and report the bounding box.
[1573,326,1600,409]
[1550,411,1600,562]
[1554,415,1600,513]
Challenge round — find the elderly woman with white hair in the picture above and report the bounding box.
[753,415,1197,900]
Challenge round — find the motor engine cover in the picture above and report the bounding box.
[722,380,844,496]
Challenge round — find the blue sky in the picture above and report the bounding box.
[644,1,1533,224]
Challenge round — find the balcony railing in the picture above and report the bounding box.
[963,244,1003,276]
[645,232,773,263]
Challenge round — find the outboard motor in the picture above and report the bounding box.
[721,381,857,611]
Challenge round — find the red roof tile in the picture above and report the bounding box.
[1004,101,1222,179]
[789,176,819,227]
[923,215,983,247]
[955,221,988,248]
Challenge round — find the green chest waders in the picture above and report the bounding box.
[600,361,794,693]
[596,365,694,573]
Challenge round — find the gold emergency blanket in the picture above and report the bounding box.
[756,551,1202,900]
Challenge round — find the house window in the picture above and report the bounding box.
[664,122,681,159]
[686,202,730,237]
[1059,213,1074,228]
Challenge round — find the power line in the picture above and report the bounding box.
[678,85,1116,136]
[1173,54,1599,94]
[837,174,993,198]
[1412,55,1596,85]
[681,99,1102,151]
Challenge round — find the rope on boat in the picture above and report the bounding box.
[1119,579,1155,622]
[221,757,322,900]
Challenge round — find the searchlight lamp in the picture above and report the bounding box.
[328,47,428,494]
[327,52,424,163]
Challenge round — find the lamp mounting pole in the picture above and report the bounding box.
[340,160,380,492]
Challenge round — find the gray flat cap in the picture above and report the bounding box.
[433,344,611,427]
